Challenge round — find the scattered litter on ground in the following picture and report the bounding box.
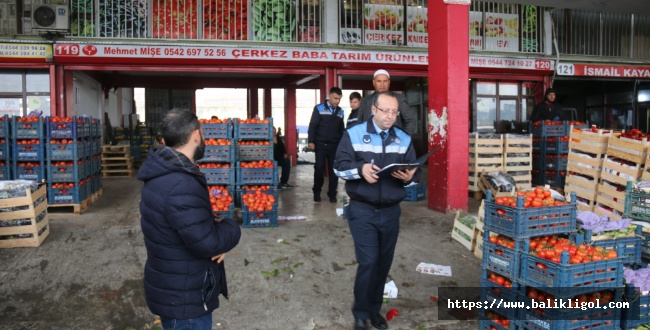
[416,262,452,276]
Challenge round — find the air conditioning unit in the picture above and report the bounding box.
[32,5,69,31]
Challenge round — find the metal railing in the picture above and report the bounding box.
[470,1,544,53]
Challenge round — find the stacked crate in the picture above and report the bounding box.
[503,134,532,190]
[234,118,278,228]
[564,127,611,212]
[0,115,10,180]
[89,119,103,201]
[46,116,90,207]
[101,145,134,178]
[480,190,627,330]
[595,134,649,220]
[198,119,236,223]
[0,182,49,248]
[531,121,568,189]
[468,133,503,199]
[12,116,46,182]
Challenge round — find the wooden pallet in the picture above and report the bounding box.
[103,169,134,178]
[90,188,103,203]
[47,198,90,215]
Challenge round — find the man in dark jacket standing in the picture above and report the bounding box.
[530,87,563,122]
[308,87,345,203]
[356,69,416,135]
[334,91,420,330]
[138,108,241,330]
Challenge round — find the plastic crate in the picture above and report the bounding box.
[532,139,544,153]
[47,183,89,205]
[199,166,235,186]
[518,290,621,330]
[480,274,521,320]
[136,125,149,136]
[197,144,234,163]
[404,182,426,201]
[543,156,568,171]
[202,120,233,139]
[47,161,87,183]
[46,117,87,138]
[586,226,643,265]
[0,162,10,180]
[242,204,278,228]
[0,115,9,138]
[519,243,624,297]
[237,185,278,207]
[624,181,650,221]
[234,118,273,140]
[235,144,273,161]
[47,141,85,160]
[11,116,44,139]
[237,162,277,185]
[0,138,9,160]
[478,310,518,330]
[530,121,565,137]
[213,204,235,222]
[484,190,577,239]
[13,141,44,161]
[13,161,45,181]
[621,284,650,330]
[482,232,525,278]
[545,139,569,154]
[532,171,566,188]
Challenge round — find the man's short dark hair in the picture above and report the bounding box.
[329,87,343,95]
[159,108,200,148]
[373,91,398,107]
[349,92,362,101]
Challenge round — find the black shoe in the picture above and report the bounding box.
[282,183,294,189]
[370,313,388,330]
[329,196,337,203]
[354,318,368,330]
[314,195,321,202]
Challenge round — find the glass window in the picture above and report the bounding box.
[26,95,50,116]
[0,98,22,116]
[522,83,535,96]
[522,98,535,121]
[500,99,517,121]
[477,82,496,95]
[476,97,496,132]
[0,71,22,93]
[26,71,49,93]
[499,83,518,96]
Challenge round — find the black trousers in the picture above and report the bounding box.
[347,199,400,320]
[313,142,338,198]
[277,157,291,185]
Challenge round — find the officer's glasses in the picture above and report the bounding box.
[375,106,400,116]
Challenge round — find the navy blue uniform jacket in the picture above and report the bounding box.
[138,146,241,320]
[334,119,421,207]
[308,100,345,144]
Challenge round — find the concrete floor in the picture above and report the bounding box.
[0,163,482,330]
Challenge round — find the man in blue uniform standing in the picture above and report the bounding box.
[308,87,345,203]
[334,91,420,330]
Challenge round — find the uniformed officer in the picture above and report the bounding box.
[308,87,345,203]
[334,91,420,330]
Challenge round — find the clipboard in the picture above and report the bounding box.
[374,146,440,177]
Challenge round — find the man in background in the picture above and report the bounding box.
[530,87,563,122]
[308,87,345,203]
[356,69,416,135]
[346,92,362,129]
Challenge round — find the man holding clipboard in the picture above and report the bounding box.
[334,91,423,330]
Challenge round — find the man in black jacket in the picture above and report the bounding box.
[308,87,345,203]
[273,126,293,189]
[334,91,420,330]
[530,87,564,122]
[138,109,241,330]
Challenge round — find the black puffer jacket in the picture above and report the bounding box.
[138,146,241,320]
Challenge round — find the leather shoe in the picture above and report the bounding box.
[314,195,321,202]
[329,196,337,203]
[354,318,368,330]
[370,313,388,330]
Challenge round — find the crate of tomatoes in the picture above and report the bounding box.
[208,185,235,222]
[47,181,89,204]
[46,116,88,139]
[234,118,273,140]
[200,118,232,139]
[197,139,234,163]
[237,160,277,186]
[241,190,278,228]
[478,310,516,330]
[530,120,565,137]
[13,139,44,161]
[47,139,85,160]
[481,269,521,321]
[11,116,44,139]
[13,161,45,181]
[236,184,277,207]
[235,140,273,161]
[484,188,576,239]
[48,160,87,183]
[0,115,9,139]
[197,163,235,186]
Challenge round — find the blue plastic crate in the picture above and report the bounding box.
[11,116,45,139]
[478,310,518,330]
[199,166,235,186]
[47,183,89,205]
[213,204,235,222]
[234,118,273,140]
[543,156,568,171]
[518,290,622,330]
[530,121,565,137]
[484,190,577,239]
[13,141,44,161]
[545,138,569,154]
[46,117,87,138]
[532,138,544,153]
[0,138,9,160]
[237,161,277,185]
[242,204,278,228]
[0,115,9,138]
[13,161,45,181]
[237,185,278,207]
[482,233,525,279]
[47,161,86,183]
[94,139,101,155]
[235,144,273,161]
[624,181,650,222]
[404,182,426,201]
[587,229,643,265]
[47,141,85,160]
[480,273,521,320]
[0,162,10,180]
[622,284,650,330]
[532,171,566,188]
[197,144,234,163]
[202,120,233,139]
[519,243,624,297]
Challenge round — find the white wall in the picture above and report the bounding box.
[72,72,102,119]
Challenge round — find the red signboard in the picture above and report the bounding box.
[557,63,650,78]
